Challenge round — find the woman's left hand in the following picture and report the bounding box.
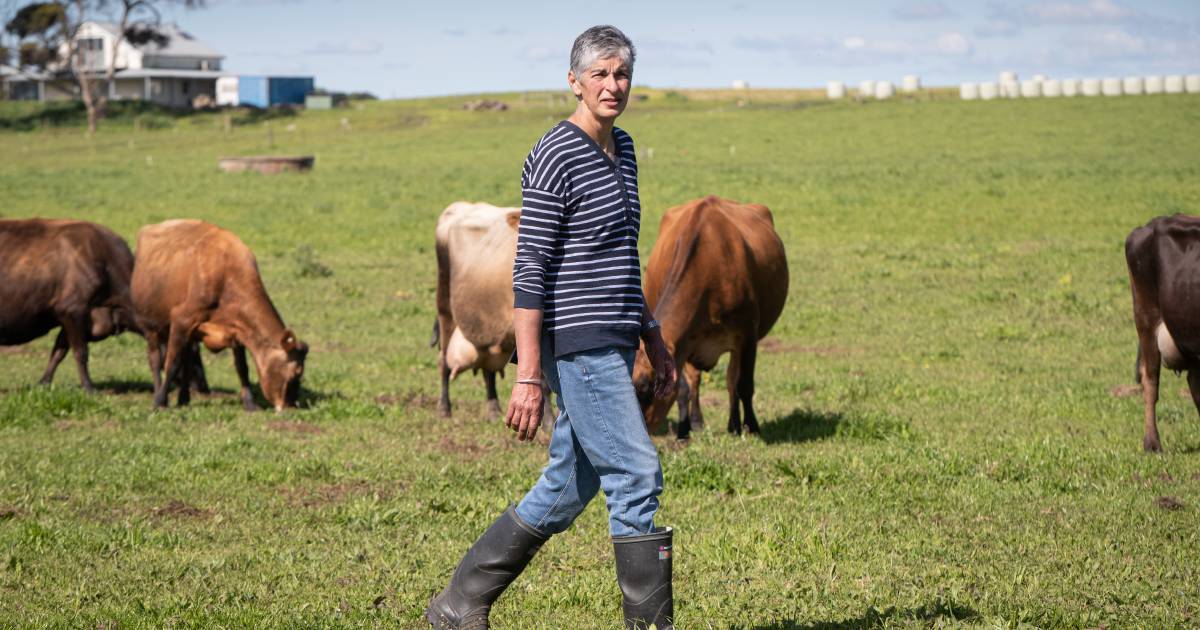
[645,336,676,399]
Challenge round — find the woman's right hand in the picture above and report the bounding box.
[505,381,544,441]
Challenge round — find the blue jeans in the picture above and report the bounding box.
[515,345,664,538]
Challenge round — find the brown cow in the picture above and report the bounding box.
[0,218,137,390]
[131,219,307,410]
[434,201,553,426]
[1125,214,1200,452]
[633,196,788,439]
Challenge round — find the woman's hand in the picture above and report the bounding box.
[505,382,544,442]
[645,335,677,399]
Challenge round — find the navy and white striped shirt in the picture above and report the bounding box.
[513,120,644,357]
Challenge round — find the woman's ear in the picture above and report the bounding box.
[567,70,583,99]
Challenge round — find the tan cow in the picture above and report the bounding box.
[633,196,788,439]
[131,219,307,410]
[434,202,552,424]
[0,219,138,390]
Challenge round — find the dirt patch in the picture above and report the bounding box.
[151,500,212,519]
[376,391,439,410]
[280,480,383,508]
[267,420,323,435]
[759,337,861,356]
[0,507,19,520]
[0,346,36,356]
[433,434,492,457]
[1154,496,1185,511]
[53,420,82,431]
[1110,384,1141,398]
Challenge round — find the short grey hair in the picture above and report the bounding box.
[570,25,636,77]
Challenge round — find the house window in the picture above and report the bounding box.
[78,38,103,51]
[182,80,190,95]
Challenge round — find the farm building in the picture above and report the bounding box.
[3,21,224,108]
[216,76,315,108]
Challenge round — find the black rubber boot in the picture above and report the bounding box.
[425,506,549,629]
[614,527,674,629]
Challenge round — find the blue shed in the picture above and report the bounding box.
[233,76,315,107]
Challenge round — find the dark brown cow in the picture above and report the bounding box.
[633,196,788,439]
[131,219,307,410]
[0,219,137,390]
[1125,214,1200,452]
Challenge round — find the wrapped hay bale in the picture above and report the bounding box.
[1102,77,1122,96]
[1061,79,1080,97]
[1042,79,1062,97]
[1122,76,1144,95]
[998,71,1017,95]
[1082,78,1102,96]
[1164,75,1185,94]
[960,82,979,100]
[1144,76,1164,94]
[859,80,876,98]
[979,82,999,100]
[1002,80,1020,99]
[901,75,921,93]
[826,81,846,99]
[874,81,895,100]
[1020,79,1041,98]
[1187,75,1200,93]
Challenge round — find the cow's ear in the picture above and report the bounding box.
[281,329,298,351]
[506,211,521,229]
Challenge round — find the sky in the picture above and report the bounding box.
[152,0,1200,98]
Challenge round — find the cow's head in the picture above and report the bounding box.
[261,329,308,411]
[632,343,675,429]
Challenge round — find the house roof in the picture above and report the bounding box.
[92,21,224,59]
[113,68,226,79]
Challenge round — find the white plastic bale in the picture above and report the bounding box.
[859,80,876,98]
[1020,79,1041,98]
[1002,80,1020,99]
[731,79,749,90]
[1164,75,1185,94]
[1042,79,1062,97]
[901,75,921,93]
[826,81,846,99]
[960,82,979,100]
[979,82,999,100]
[1187,75,1200,93]
[1082,78,1101,96]
[1144,76,1164,94]
[999,70,1017,85]
[1061,79,1080,97]
[874,81,895,100]
[1122,76,1144,95]
[1102,77,1122,96]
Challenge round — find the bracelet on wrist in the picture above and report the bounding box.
[516,378,543,386]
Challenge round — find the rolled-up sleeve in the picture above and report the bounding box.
[513,183,564,310]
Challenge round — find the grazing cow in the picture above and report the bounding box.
[633,196,788,439]
[131,219,307,411]
[433,202,553,424]
[1125,214,1200,452]
[0,219,137,390]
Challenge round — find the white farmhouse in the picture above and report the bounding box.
[3,21,223,108]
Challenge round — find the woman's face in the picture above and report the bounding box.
[569,55,631,121]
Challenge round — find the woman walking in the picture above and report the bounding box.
[426,25,678,630]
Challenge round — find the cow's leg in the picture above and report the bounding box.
[685,363,704,431]
[738,340,761,435]
[233,345,261,412]
[60,315,94,392]
[483,370,501,418]
[190,346,211,394]
[725,347,744,435]
[1137,330,1162,453]
[436,319,454,418]
[1186,369,1200,424]
[38,330,70,385]
[176,343,195,407]
[675,363,693,441]
[154,323,190,408]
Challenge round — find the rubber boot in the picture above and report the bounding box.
[426,506,549,629]
[614,527,674,629]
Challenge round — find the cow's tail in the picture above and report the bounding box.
[430,319,440,348]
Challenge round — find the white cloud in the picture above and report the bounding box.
[891,1,956,21]
[303,40,382,55]
[1025,0,1133,24]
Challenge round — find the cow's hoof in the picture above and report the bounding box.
[486,400,502,418]
[1144,438,1163,453]
[438,404,451,418]
[243,401,262,412]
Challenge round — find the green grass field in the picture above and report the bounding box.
[1,88,1199,628]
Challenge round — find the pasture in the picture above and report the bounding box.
[1,88,1199,628]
